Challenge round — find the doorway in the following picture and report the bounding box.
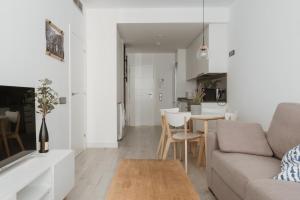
[117,23,204,128]
[127,53,175,126]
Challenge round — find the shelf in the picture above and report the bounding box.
[17,185,51,200]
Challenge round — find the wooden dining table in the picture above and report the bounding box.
[190,114,225,166]
[0,116,10,157]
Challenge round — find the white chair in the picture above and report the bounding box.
[163,112,203,173]
[157,108,179,159]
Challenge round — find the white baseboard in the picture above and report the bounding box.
[86,142,118,148]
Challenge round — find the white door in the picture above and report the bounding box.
[128,53,175,126]
[70,30,86,155]
[132,54,155,126]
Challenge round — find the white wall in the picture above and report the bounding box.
[208,24,228,73]
[228,0,300,129]
[176,49,196,98]
[0,0,85,149]
[86,7,230,147]
[154,53,176,125]
[86,10,118,148]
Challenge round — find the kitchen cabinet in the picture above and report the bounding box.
[186,24,228,80]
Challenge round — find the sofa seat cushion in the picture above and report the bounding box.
[245,179,300,200]
[212,151,281,199]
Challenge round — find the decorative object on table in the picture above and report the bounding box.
[36,79,59,153]
[225,111,238,121]
[190,87,205,115]
[45,19,64,61]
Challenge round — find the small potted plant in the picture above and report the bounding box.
[190,87,205,115]
[36,79,59,153]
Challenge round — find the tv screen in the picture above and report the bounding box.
[0,86,36,169]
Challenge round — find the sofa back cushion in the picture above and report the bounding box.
[267,103,300,159]
[217,120,273,156]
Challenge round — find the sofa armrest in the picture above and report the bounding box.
[206,131,219,188]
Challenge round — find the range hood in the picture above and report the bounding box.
[196,73,227,81]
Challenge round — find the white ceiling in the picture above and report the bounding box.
[85,0,235,8]
[118,23,205,53]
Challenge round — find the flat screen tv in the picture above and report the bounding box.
[0,86,36,169]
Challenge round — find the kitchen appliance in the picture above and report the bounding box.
[203,88,227,102]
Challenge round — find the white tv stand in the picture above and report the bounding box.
[0,150,74,200]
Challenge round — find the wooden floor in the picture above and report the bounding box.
[67,126,216,200]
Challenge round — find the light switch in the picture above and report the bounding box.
[59,97,67,104]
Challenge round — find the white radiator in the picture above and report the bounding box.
[117,102,125,141]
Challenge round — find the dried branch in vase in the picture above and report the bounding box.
[35,79,59,118]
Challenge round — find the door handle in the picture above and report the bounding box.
[72,92,78,96]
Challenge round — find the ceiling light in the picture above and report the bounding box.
[197,0,209,60]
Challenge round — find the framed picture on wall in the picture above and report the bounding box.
[45,19,64,61]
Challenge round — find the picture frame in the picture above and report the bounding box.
[45,19,64,61]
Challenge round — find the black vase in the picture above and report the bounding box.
[39,117,49,153]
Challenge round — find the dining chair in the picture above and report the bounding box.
[163,112,204,173]
[157,108,179,159]
[4,111,25,151]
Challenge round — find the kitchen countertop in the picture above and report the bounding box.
[177,97,226,103]
[177,97,193,102]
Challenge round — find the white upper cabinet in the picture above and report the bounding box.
[186,24,228,80]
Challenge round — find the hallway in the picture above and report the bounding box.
[67,126,215,200]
